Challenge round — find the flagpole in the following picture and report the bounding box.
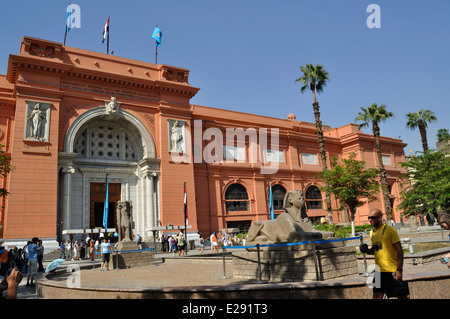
[107,17,110,55]
[64,3,70,45]
[155,45,158,64]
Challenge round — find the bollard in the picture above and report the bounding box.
[256,244,263,283]
[360,236,369,276]
[402,238,414,254]
[219,246,230,279]
[312,240,321,281]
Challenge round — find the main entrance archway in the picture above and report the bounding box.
[58,106,160,240]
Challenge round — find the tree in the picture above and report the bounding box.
[406,109,437,152]
[295,63,333,223]
[0,144,13,238]
[355,103,394,221]
[437,128,450,143]
[399,149,450,219]
[0,144,12,198]
[319,153,380,236]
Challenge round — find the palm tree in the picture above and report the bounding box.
[437,128,450,143]
[295,64,333,223]
[355,103,394,221]
[406,109,437,152]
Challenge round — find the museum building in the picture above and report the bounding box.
[0,37,407,248]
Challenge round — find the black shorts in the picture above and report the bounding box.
[102,253,110,263]
[373,271,409,298]
[373,271,395,294]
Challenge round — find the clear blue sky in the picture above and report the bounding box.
[1,0,449,155]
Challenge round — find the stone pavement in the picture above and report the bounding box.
[10,230,450,299]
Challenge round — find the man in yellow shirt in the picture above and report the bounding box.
[360,209,409,299]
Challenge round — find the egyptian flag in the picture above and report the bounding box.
[102,16,110,43]
[184,183,188,226]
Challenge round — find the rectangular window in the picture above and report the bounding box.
[382,155,391,166]
[264,149,284,163]
[301,153,318,165]
[224,145,245,161]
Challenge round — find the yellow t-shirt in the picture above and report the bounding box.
[370,224,400,272]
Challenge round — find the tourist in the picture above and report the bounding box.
[0,267,23,299]
[223,229,231,249]
[80,240,85,259]
[170,236,176,252]
[22,241,30,274]
[66,240,72,260]
[37,240,44,272]
[26,237,42,287]
[137,234,142,250]
[100,238,112,270]
[72,240,80,260]
[59,242,66,259]
[89,239,95,261]
[0,240,7,277]
[211,232,218,253]
[360,209,409,299]
[437,213,450,230]
[199,235,205,254]
[176,232,185,256]
[437,213,450,268]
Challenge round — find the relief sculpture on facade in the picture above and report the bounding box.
[25,101,50,142]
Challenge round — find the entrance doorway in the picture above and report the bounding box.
[90,182,121,229]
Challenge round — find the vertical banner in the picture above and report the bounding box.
[103,174,109,229]
[269,180,274,220]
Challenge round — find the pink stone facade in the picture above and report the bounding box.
[0,37,407,243]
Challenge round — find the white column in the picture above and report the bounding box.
[62,166,75,230]
[147,173,155,228]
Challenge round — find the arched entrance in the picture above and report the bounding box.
[58,106,160,240]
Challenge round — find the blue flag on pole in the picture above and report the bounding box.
[65,10,72,35]
[152,26,162,47]
[269,181,274,220]
[103,175,109,229]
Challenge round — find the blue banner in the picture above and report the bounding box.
[103,175,109,229]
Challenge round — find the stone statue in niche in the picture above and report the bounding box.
[116,200,133,242]
[105,97,120,115]
[246,190,328,244]
[170,120,184,152]
[26,103,46,140]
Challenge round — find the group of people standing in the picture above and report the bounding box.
[59,233,118,262]
[160,232,187,256]
[0,237,44,293]
[208,229,246,253]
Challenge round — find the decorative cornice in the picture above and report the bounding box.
[78,167,135,175]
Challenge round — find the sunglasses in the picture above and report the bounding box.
[368,215,382,220]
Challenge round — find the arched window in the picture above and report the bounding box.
[271,185,286,210]
[225,184,249,211]
[305,186,323,209]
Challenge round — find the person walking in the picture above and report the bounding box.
[176,232,185,256]
[100,238,112,271]
[360,209,409,299]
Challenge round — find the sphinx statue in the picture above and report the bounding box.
[246,190,325,244]
[116,200,133,243]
